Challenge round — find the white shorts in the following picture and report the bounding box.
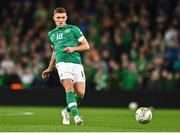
[56,62,86,83]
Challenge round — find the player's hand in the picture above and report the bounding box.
[64,47,75,53]
[41,68,52,79]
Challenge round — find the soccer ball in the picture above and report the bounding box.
[135,107,152,124]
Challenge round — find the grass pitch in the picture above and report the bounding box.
[0,106,180,132]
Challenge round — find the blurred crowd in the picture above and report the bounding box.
[0,0,179,91]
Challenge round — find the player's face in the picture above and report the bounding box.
[53,13,67,27]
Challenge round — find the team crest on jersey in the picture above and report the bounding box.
[64,29,70,33]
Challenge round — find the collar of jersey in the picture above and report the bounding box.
[56,24,67,30]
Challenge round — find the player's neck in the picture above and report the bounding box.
[57,24,67,29]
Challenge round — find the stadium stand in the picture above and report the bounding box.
[0,0,179,91]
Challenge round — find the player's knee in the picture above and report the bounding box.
[76,92,84,98]
[61,79,74,91]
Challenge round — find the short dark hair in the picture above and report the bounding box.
[54,7,67,14]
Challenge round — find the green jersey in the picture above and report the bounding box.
[48,24,84,64]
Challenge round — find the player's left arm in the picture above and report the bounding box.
[64,26,90,53]
[64,36,90,53]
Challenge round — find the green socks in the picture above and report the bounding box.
[65,93,83,114]
[66,92,78,117]
[75,94,83,105]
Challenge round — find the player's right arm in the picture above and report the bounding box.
[41,50,56,79]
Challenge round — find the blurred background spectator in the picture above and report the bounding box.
[0,0,179,91]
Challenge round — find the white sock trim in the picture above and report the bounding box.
[74,115,79,120]
[68,102,77,108]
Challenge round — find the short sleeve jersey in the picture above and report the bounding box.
[48,24,84,64]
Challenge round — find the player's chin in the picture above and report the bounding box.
[57,24,64,27]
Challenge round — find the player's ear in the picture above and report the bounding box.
[53,15,55,21]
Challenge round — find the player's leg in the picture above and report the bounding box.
[64,82,85,110]
[60,79,74,125]
[72,64,86,125]
[56,63,71,125]
[56,62,82,125]
[74,82,85,106]
[64,95,81,114]
[65,82,85,124]
[64,63,86,110]
[61,79,83,125]
[63,82,85,121]
[73,63,86,103]
[61,79,79,116]
[62,91,84,125]
[71,82,85,125]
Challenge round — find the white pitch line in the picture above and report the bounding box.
[0,111,34,116]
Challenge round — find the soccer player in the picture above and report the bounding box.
[41,7,90,125]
